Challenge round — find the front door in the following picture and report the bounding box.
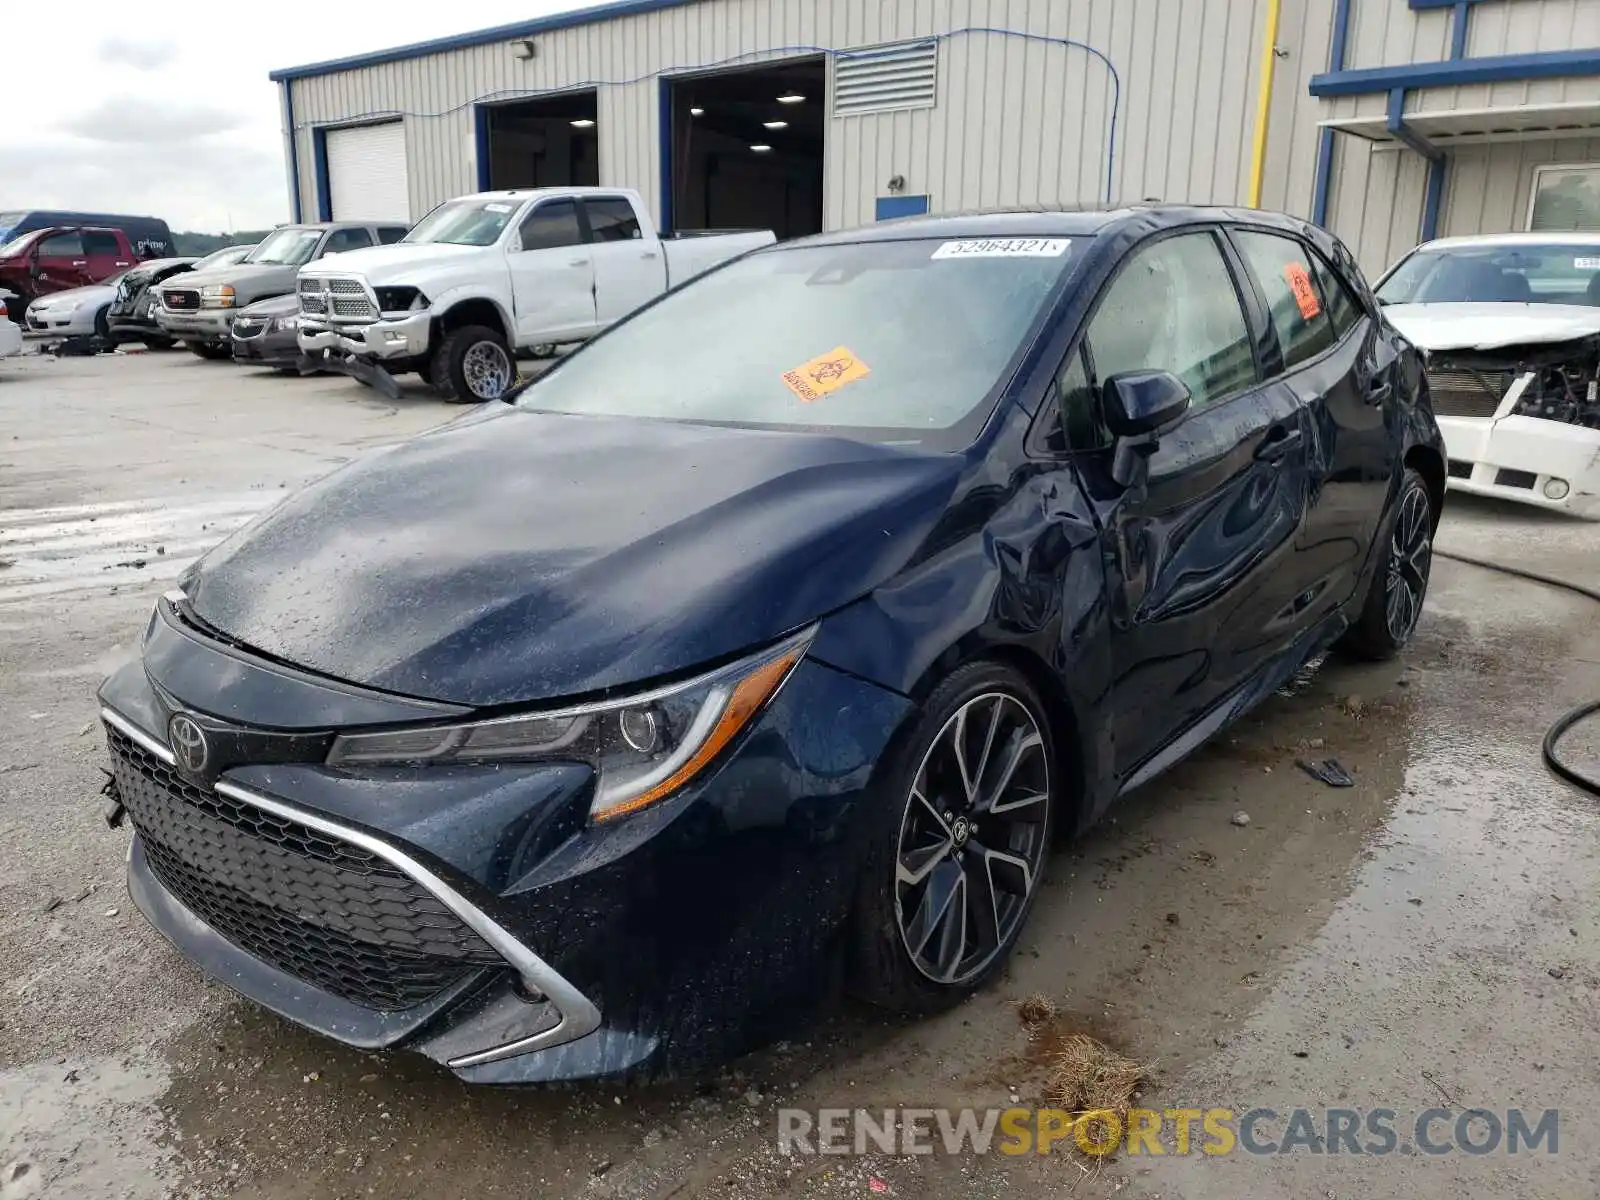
[32,230,91,293]
[82,230,131,281]
[1069,229,1318,781]
[510,198,596,344]
[581,196,664,325]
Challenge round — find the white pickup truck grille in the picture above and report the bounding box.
[299,277,376,322]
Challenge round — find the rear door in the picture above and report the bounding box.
[509,198,596,343]
[32,230,91,291]
[1228,229,1395,618]
[320,226,375,258]
[582,196,665,325]
[1071,229,1318,780]
[82,230,131,281]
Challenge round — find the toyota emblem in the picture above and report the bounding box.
[168,713,210,776]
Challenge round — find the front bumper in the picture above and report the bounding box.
[298,311,431,361]
[100,602,909,1082]
[157,309,234,342]
[1438,413,1600,519]
[232,328,303,367]
[0,319,20,357]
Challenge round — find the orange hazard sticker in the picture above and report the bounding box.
[781,346,871,403]
[1283,262,1322,320]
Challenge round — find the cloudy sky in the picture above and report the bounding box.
[0,1,583,233]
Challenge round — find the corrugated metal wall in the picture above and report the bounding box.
[1319,0,1600,275]
[285,0,1321,231]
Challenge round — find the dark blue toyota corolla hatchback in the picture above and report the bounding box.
[99,207,1444,1082]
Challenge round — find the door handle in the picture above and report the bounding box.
[641,251,659,259]
[115,261,130,267]
[568,259,586,267]
[1254,424,1303,462]
[71,260,87,266]
[1365,377,1393,406]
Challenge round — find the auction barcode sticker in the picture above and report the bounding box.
[1576,257,1600,270]
[931,238,1071,259]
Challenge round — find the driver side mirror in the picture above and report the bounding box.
[1104,370,1191,488]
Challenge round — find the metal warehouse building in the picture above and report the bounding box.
[270,0,1600,275]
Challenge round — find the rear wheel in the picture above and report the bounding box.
[188,341,232,361]
[143,335,177,351]
[1339,466,1435,661]
[429,325,514,403]
[852,661,1058,1013]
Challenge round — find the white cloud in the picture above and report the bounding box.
[95,37,179,71]
[2,0,583,232]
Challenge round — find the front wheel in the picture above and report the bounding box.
[143,335,177,351]
[429,326,514,403]
[1338,466,1435,661]
[188,341,232,361]
[852,661,1058,1014]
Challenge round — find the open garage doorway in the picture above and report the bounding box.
[664,58,824,240]
[482,89,599,190]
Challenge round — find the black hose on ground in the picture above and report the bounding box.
[1433,548,1600,799]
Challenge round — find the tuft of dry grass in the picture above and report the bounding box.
[1015,993,1059,1028]
[1042,1033,1150,1116]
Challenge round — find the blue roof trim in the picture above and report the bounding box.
[1408,0,1490,8]
[1310,48,1600,96]
[269,0,702,82]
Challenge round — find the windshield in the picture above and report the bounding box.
[403,199,519,247]
[196,244,253,271]
[246,228,323,267]
[514,236,1078,443]
[0,214,23,245]
[1377,243,1600,306]
[0,229,40,258]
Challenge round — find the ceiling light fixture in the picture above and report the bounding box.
[570,118,596,128]
[750,144,773,153]
[763,120,788,130]
[776,92,805,104]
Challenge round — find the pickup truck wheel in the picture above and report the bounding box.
[431,325,514,403]
[529,343,557,359]
[188,341,232,361]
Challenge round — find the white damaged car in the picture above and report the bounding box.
[1378,234,1600,519]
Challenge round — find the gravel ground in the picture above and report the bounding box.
[2,348,1597,1199]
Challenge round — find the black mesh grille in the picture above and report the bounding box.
[107,724,500,1011]
[1426,368,1513,420]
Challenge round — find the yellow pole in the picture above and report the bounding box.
[1247,0,1284,208]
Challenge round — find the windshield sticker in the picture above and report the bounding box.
[484,203,513,213]
[1575,257,1600,270]
[1283,262,1322,320]
[931,238,1071,260]
[781,346,872,403]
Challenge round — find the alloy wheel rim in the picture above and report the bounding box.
[463,342,512,399]
[894,692,1051,986]
[1385,481,1432,643]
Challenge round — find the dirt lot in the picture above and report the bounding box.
[2,349,1598,1200]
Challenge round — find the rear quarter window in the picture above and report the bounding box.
[1234,230,1338,371]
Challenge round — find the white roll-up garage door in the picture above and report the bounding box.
[324,122,410,221]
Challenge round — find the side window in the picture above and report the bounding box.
[1085,232,1257,413]
[82,231,122,255]
[323,227,375,254]
[377,225,409,245]
[1309,250,1365,340]
[36,231,83,257]
[1234,231,1337,371]
[584,198,642,242]
[518,200,583,252]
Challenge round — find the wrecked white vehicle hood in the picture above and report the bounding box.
[1384,302,1600,351]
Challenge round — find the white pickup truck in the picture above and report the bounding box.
[296,187,774,402]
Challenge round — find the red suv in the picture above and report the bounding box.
[0,227,148,320]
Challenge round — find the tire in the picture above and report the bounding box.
[529,343,558,359]
[428,325,514,403]
[143,336,177,351]
[93,307,111,342]
[852,660,1059,1014]
[188,341,232,361]
[1338,466,1435,661]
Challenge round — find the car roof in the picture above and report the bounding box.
[1414,231,1600,251]
[788,204,1333,248]
[454,187,633,204]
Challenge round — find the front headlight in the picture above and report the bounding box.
[271,315,299,332]
[374,286,428,314]
[325,626,814,822]
[200,284,236,309]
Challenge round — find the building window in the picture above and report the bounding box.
[1528,164,1600,232]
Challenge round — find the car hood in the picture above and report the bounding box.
[182,406,961,707]
[299,242,486,283]
[1384,302,1600,351]
[30,284,115,310]
[236,292,299,319]
[174,263,296,293]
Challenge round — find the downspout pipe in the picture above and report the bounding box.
[280,81,303,224]
[1248,0,1284,207]
[1311,0,1353,226]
